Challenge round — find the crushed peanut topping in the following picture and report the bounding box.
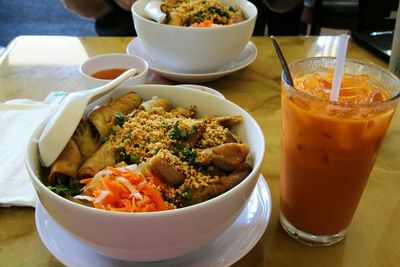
[108,106,245,207]
[110,108,228,163]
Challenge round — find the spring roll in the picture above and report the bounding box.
[139,97,172,112]
[88,92,142,138]
[48,139,82,185]
[78,141,116,179]
[71,120,100,162]
[110,91,142,114]
[170,106,196,118]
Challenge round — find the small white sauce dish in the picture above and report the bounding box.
[79,53,149,88]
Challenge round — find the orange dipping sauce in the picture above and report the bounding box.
[91,68,135,80]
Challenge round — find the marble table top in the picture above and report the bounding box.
[0,36,398,267]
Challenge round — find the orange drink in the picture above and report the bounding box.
[280,57,400,246]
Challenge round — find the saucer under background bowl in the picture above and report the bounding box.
[36,176,271,267]
[126,38,257,83]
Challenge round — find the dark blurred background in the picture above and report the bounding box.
[0,0,398,59]
[0,0,95,46]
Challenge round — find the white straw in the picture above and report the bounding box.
[389,4,400,74]
[330,34,350,102]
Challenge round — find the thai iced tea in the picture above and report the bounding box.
[280,57,400,246]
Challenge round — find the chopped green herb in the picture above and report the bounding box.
[124,133,132,140]
[100,136,109,144]
[115,113,126,127]
[115,147,124,153]
[175,142,186,150]
[183,14,193,26]
[170,122,187,140]
[181,186,193,200]
[180,147,197,165]
[129,154,140,164]
[47,179,83,197]
[208,6,230,18]
[178,147,207,174]
[115,147,126,162]
[115,146,140,164]
[161,121,171,129]
[165,11,171,24]
[170,121,197,141]
[111,125,118,135]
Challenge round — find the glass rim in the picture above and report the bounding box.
[283,56,400,108]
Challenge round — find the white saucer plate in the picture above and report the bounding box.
[36,176,271,267]
[126,38,257,83]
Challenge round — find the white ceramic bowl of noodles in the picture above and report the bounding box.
[25,84,265,262]
[131,0,257,73]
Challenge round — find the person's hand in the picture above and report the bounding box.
[114,0,135,11]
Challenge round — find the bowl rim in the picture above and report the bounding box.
[131,0,258,31]
[79,53,149,83]
[26,84,265,218]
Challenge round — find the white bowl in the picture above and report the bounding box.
[79,53,149,88]
[131,0,257,73]
[176,84,225,98]
[25,85,265,262]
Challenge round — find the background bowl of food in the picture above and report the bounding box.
[26,84,265,261]
[131,0,257,73]
[79,53,149,88]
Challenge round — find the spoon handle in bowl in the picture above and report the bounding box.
[87,68,138,103]
[144,0,166,23]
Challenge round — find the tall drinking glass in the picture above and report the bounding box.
[280,57,400,246]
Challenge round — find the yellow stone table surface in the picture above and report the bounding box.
[0,36,399,266]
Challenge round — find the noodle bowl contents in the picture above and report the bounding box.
[47,92,252,212]
[160,0,245,27]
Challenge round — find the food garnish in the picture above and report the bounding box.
[75,165,170,212]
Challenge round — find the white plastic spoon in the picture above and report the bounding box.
[143,0,166,23]
[38,68,137,167]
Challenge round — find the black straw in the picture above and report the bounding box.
[270,36,294,86]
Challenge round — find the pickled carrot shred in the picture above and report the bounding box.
[79,165,170,212]
[191,19,214,27]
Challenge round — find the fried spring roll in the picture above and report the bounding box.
[71,120,100,162]
[170,106,196,118]
[139,97,172,112]
[110,91,142,114]
[78,141,116,179]
[48,139,82,185]
[88,92,142,138]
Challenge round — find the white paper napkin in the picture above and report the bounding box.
[0,92,67,207]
